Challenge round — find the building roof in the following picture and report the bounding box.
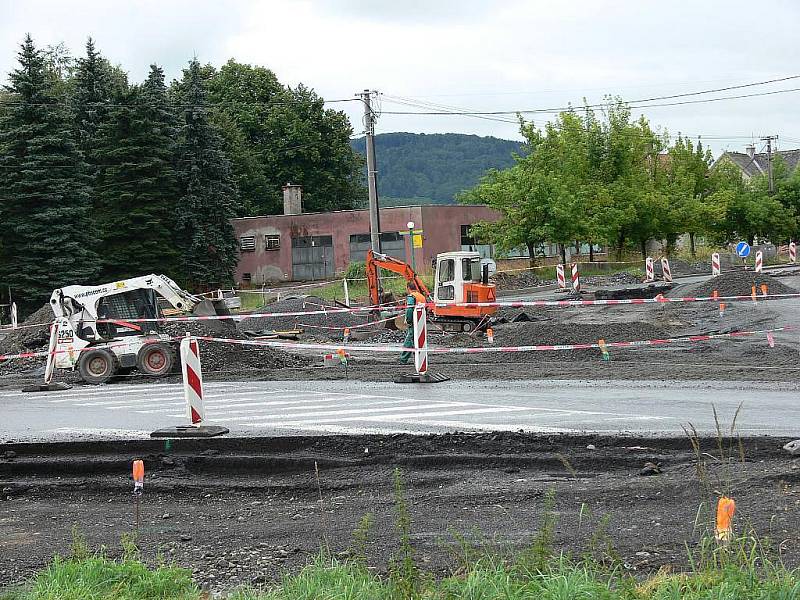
[716,149,800,178]
[232,203,488,221]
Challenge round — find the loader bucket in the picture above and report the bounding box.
[191,299,232,317]
[191,299,220,317]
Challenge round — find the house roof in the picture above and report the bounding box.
[716,149,800,178]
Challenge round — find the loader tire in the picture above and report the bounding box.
[78,348,119,385]
[137,343,175,377]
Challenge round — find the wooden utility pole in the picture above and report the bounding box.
[761,135,778,194]
[360,90,382,252]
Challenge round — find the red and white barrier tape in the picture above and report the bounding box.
[193,324,796,356]
[297,314,398,331]
[2,323,795,365]
[436,291,800,309]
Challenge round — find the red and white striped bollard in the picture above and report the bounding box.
[571,263,580,293]
[711,253,721,277]
[413,304,428,375]
[10,302,17,329]
[661,257,672,283]
[755,250,763,273]
[556,264,566,289]
[180,334,206,426]
[790,242,797,264]
[645,257,654,282]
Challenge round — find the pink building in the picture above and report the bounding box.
[232,185,499,284]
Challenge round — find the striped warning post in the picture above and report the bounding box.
[645,257,655,282]
[10,302,17,329]
[43,323,58,385]
[556,264,566,289]
[661,257,672,283]
[755,250,763,273]
[790,242,797,264]
[180,335,205,426]
[711,253,721,277]
[413,304,428,375]
[571,263,580,292]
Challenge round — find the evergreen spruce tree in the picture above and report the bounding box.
[173,59,239,287]
[72,38,119,166]
[94,64,181,279]
[0,35,98,310]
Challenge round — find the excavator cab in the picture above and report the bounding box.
[432,252,497,330]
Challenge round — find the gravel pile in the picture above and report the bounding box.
[0,304,53,355]
[668,271,797,298]
[486,321,667,348]
[238,295,391,341]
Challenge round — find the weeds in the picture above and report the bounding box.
[350,512,375,566]
[389,467,420,599]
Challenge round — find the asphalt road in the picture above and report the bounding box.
[1,379,797,441]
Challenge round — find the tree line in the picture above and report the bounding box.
[462,101,800,263]
[0,36,365,310]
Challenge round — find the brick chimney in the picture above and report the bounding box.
[282,183,302,215]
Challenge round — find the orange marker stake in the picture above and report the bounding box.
[486,328,494,344]
[343,327,350,343]
[132,459,144,530]
[760,284,768,297]
[715,496,736,542]
[751,285,757,304]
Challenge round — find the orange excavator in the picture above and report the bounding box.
[366,249,497,332]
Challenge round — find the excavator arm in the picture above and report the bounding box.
[366,250,430,307]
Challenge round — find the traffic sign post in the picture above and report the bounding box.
[736,241,751,270]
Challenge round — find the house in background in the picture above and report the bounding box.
[232,185,499,284]
[714,144,800,180]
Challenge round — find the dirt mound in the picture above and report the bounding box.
[238,295,389,341]
[0,304,53,356]
[493,321,667,347]
[668,271,797,298]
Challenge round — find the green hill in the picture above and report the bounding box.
[350,132,526,204]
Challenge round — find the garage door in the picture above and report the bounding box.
[291,236,335,281]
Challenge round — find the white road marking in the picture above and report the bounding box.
[171,401,470,422]
[157,397,433,417]
[244,405,534,427]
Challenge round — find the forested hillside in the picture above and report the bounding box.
[351,132,525,203]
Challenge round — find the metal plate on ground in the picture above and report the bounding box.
[21,382,73,393]
[394,372,450,384]
[150,425,230,438]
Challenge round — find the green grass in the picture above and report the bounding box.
[5,550,797,600]
[0,555,198,600]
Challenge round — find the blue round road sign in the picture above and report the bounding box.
[736,241,751,258]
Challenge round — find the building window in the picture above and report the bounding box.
[265,234,280,251]
[242,272,252,282]
[461,225,476,246]
[240,236,256,252]
[348,232,405,263]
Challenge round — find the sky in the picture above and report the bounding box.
[2,0,800,156]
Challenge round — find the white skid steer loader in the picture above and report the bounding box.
[49,274,229,384]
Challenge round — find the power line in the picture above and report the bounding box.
[381,94,519,125]
[380,77,800,117]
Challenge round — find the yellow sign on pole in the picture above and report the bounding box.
[412,233,423,248]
